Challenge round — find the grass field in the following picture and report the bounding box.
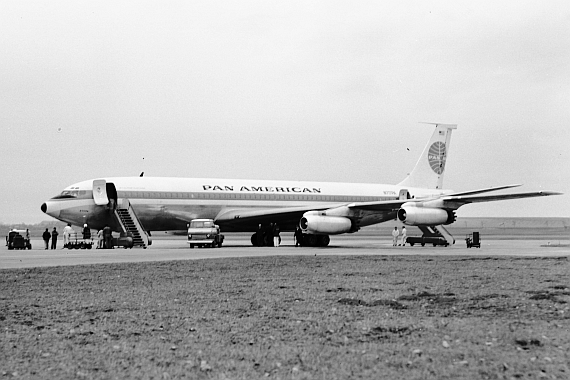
[1,255,569,379]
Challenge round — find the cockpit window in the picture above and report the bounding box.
[51,190,78,199]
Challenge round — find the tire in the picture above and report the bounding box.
[307,235,318,247]
[317,235,330,247]
[190,244,194,249]
[410,243,415,247]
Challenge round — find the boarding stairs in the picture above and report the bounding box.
[114,199,151,248]
[418,225,455,245]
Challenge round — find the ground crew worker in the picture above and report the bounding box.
[97,229,103,249]
[103,225,112,249]
[400,226,407,246]
[63,223,73,248]
[82,224,91,240]
[273,223,280,247]
[294,226,303,247]
[42,228,51,250]
[391,227,399,246]
[256,224,264,247]
[51,227,59,249]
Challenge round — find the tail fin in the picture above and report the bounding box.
[397,123,457,189]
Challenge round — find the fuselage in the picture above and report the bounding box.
[41,177,451,232]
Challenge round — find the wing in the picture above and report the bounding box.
[349,187,561,212]
[214,187,561,231]
[441,191,562,208]
[215,204,345,231]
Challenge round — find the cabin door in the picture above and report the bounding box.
[92,179,109,205]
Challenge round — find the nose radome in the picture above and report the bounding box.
[41,203,47,213]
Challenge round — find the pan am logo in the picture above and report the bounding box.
[428,141,446,174]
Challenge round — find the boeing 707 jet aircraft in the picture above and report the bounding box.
[41,124,560,247]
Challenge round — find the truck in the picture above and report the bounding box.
[6,229,32,250]
[187,219,224,248]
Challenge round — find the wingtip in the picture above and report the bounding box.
[541,191,563,196]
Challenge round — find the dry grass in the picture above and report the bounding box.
[1,255,569,379]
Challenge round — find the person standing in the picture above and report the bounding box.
[103,225,112,249]
[42,228,51,250]
[82,224,91,240]
[272,223,280,247]
[63,223,73,248]
[97,229,103,249]
[294,226,303,247]
[400,226,407,246]
[256,224,264,247]
[391,227,399,246]
[51,227,59,249]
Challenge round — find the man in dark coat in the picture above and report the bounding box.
[42,228,51,250]
[256,224,264,247]
[103,225,112,249]
[51,227,58,249]
[272,223,281,247]
[294,226,303,247]
[82,224,91,240]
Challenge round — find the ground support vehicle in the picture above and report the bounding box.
[187,219,224,248]
[112,232,134,249]
[6,230,32,250]
[465,232,481,248]
[407,236,450,247]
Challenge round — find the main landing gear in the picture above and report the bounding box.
[250,232,330,247]
[250,232,281,247]
[298,234,330,247]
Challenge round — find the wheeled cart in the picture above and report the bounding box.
[465,232,481,248]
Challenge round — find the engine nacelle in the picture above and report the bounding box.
[300,214,352,235]
[397,206,455,226]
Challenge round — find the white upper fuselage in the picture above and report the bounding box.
[43,176,451,232]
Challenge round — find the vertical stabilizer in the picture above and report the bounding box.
[398,123,457,189]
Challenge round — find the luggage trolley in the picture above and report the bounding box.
[465,232,481,248]
[65,231,94,249]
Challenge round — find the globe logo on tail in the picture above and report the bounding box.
[428,141,446,174]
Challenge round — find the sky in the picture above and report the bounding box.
[1,1,569,224]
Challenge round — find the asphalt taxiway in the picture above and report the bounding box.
[1,234,568,269]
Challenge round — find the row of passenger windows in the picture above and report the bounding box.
[117,191,384,202]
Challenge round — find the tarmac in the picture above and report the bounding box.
[1,234,568,269]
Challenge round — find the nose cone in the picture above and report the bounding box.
[41,201,60,219]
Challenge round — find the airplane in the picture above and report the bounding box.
[41,124,561,247]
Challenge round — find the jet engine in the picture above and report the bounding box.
[397,206,455,226]
[300,214,352,235]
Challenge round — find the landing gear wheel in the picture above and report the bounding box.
[306,234,318,247]
[264,235,273,247]
[317,235,330,247]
